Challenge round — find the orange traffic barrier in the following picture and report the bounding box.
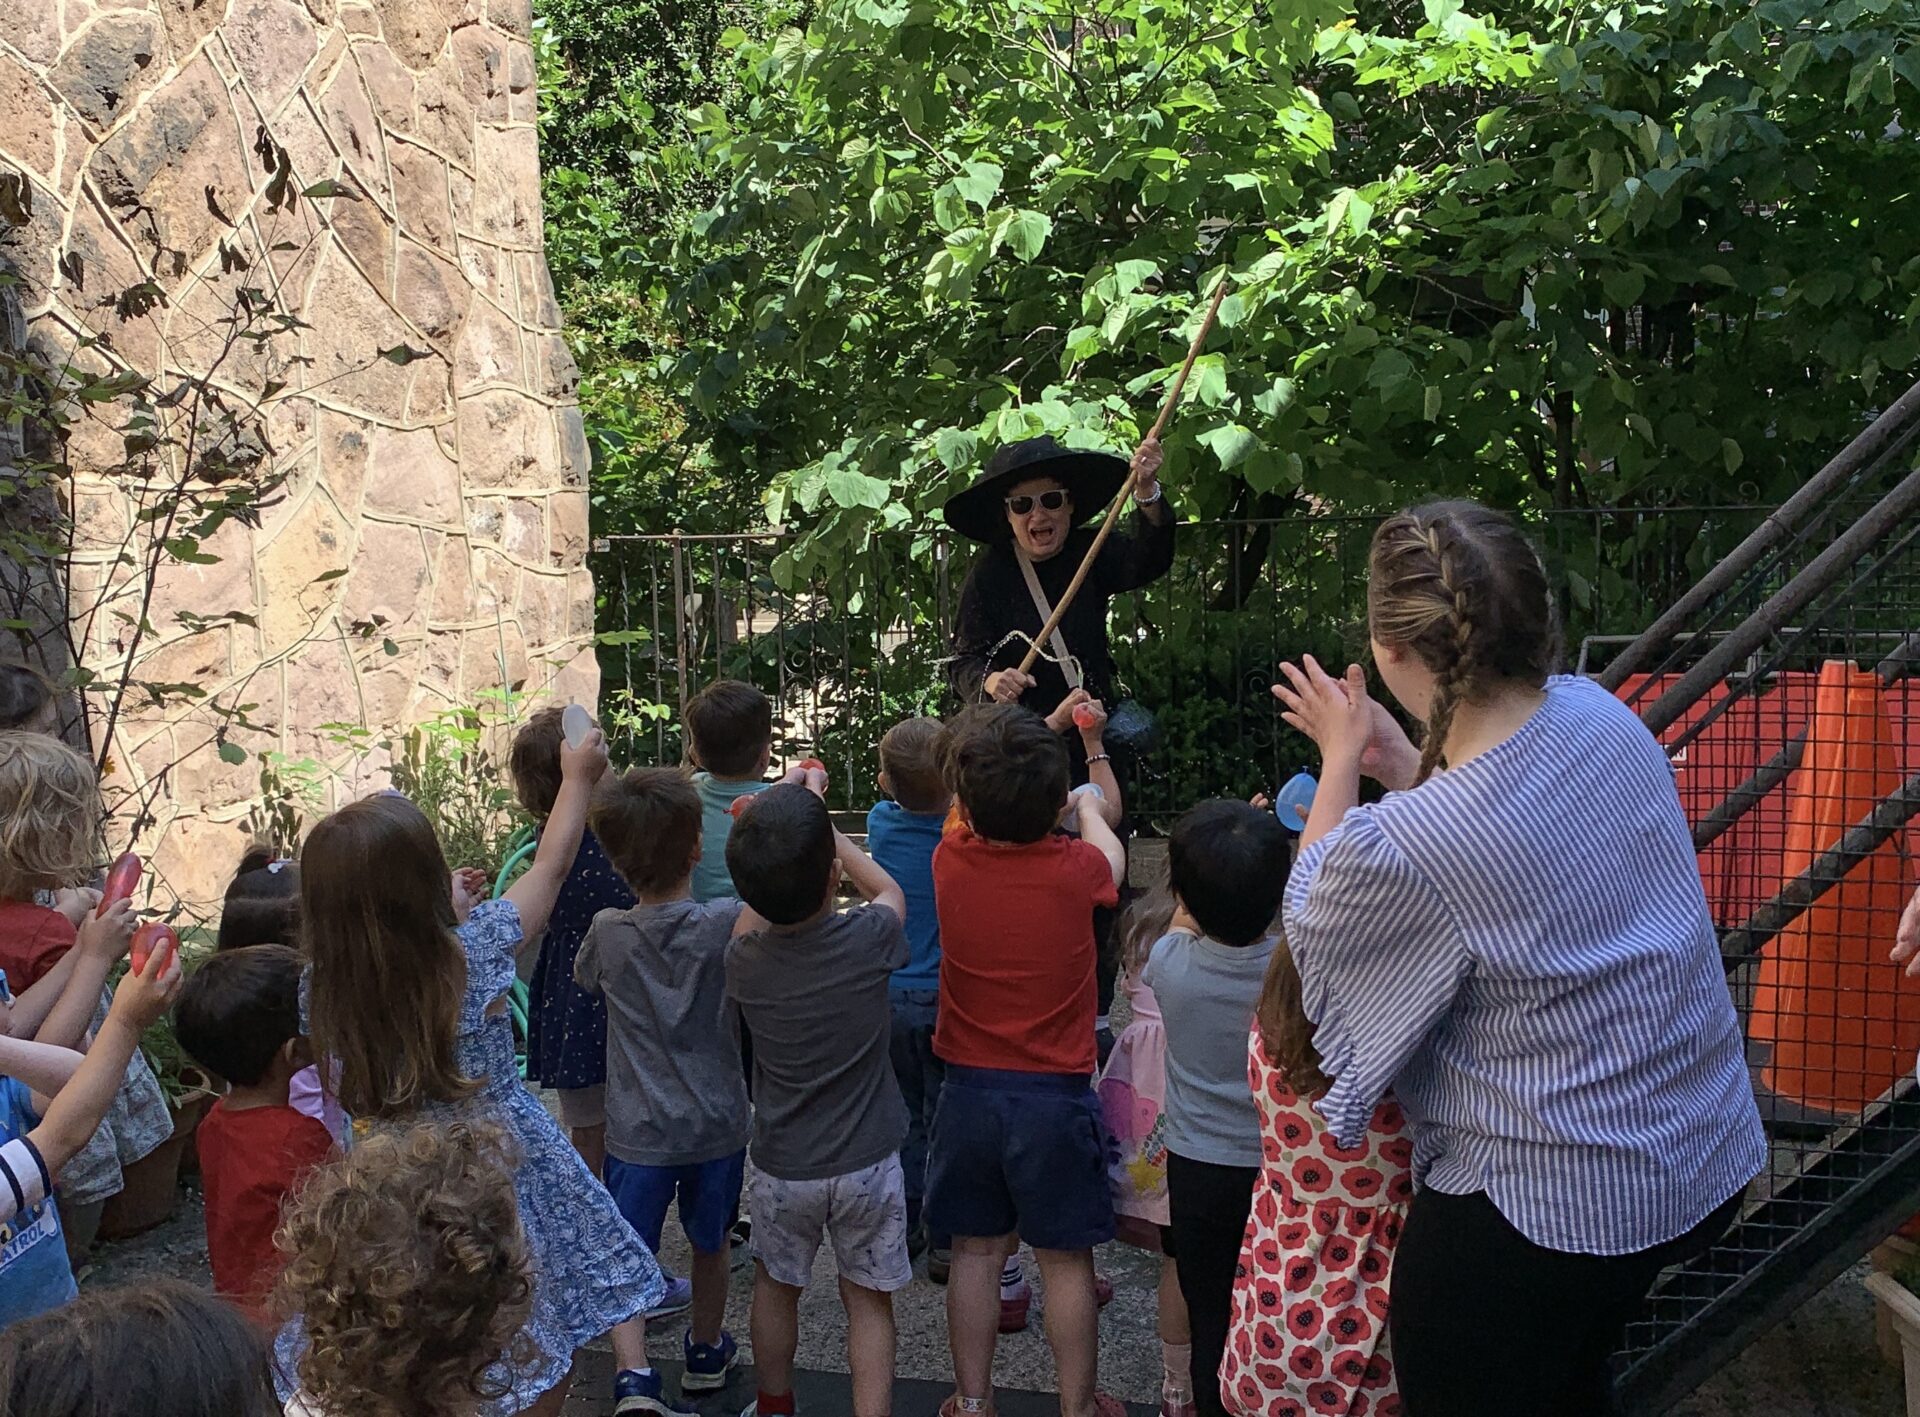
[1753,661,1920,1114]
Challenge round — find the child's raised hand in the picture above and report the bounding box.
[52,887,100,927]
[1046,686,1092,735]
[1072,697,1108,744]
[450,867,489,921]
[1895,884,1920,977]
[106,936,183,1034]
[78,895,135,962]
[559,726,609,785]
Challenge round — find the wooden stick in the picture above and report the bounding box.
[1013,269,1232,679]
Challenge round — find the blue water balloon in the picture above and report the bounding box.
[1274,771,1318,832]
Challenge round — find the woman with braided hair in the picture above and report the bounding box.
[1261,501,1763,1417]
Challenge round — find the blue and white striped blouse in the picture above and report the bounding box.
[1283,674,1766,1256]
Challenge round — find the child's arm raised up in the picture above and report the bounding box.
[1075,699,1123,828]
[0,946,180,1225]
[6,900,134,1045]
[1077,792,1127,888]
[503,727,610,952]
[836,830,905,921]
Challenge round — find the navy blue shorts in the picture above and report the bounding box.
[923,1066,1115,1252]
[604,1149,747,1255]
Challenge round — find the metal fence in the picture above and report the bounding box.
[590,504,1791,830]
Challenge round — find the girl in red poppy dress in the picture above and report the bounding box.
[1220,945,1412,1417]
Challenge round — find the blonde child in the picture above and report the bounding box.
[1097,881,1195,1417]
[276,1121,533,1417]
[285,728,685,1417]
[0,731,171,1263]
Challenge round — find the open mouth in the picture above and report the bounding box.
[1029,524,1058,548]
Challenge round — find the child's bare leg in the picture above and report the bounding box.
[1158,1253,1191,1342]
[571,1123,606,1178]
[948,1233,1014,1404]
[609,1314,648,1372]
[690,1243,730,1347]
[1033,1247,1100,1417]
[751,1261,803,1400]
[1157,1255,1193,1405]
[520,1370,574,1417]
[839,1275,897,1416]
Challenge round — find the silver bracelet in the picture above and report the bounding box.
[1134,481,1163,506]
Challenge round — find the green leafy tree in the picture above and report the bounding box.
[622,0,1920,601]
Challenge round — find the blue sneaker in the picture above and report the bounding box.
[613,1367,696,1415]
[682,1328,739,1392]
[644,1274,693,1319]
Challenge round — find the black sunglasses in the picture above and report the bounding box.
[1005,489,1070,515]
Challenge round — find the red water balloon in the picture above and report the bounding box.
[98,852,142,916]
[130,921,177,975]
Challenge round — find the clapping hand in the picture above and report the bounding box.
[1271,656,1419,790]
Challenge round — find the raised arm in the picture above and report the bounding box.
[836,830,905,920]
[503,727,609,951]
[19,901,135,1049]
[1092,439,1175,596]
[1076,792,1127,887]
[13,944,181,1188]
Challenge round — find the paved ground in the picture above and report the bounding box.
[87,1181,1902,1416]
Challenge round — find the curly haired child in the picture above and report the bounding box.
[276,1120,534,1417]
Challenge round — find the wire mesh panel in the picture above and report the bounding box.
[591,506,1776,828]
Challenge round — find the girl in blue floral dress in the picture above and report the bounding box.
[279,730,685,1417]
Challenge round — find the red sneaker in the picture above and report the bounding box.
[1094,1271,1114,1308]
[1091,1395,1129,1417]
[938,1398,996,1417]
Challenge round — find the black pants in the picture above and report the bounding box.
[1166,1151,1259,1417]
[1389,1186,1743,1417]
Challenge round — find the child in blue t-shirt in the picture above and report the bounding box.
[865,716,950,1256]
[683,680,776,904]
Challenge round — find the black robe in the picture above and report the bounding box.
[946,506,1176,720]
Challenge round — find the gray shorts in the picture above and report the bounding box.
[751,1154,913,1293]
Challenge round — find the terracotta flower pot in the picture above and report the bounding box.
[1866,1270,1920,1416]
[96,1070,217,1243]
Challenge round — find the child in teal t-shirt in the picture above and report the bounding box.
[684,680,775,903]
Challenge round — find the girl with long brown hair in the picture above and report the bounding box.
[282,729,686,1417]
[1269,500,1763,1417]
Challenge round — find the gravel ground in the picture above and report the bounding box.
[85,1175,1904,1417]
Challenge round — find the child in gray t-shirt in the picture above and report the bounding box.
[723,779,910,1417]
[577,766,749,1400]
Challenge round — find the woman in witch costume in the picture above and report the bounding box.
[944,434,1174,762]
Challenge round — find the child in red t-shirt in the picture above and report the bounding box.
[927,705,1128,1417]
[174,944,336,1324]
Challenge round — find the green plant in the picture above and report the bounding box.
[382,705,533,883]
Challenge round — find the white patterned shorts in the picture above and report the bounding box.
[750,1153,913,1293]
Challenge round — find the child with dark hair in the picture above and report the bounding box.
[577,767,748,1399]
[217,844,299,951]
[1148,801,1288,1417]
[506,704,635,1181]
[926,704,1128,1417]
[724,780,911,1417]
[683,678,775,904]
[865,716,950,1261]
[175,944,336,1323]
[0,1278,280,1417]
[276,1120,533,1417]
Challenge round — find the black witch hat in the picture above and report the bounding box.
[941,436,1130,544]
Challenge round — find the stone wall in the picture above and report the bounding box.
[0,0,596,909]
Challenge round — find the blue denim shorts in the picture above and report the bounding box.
[923,1066,1115,1252]
[604,1148,747,1255]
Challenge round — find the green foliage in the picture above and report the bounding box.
[586,0,1920,600]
